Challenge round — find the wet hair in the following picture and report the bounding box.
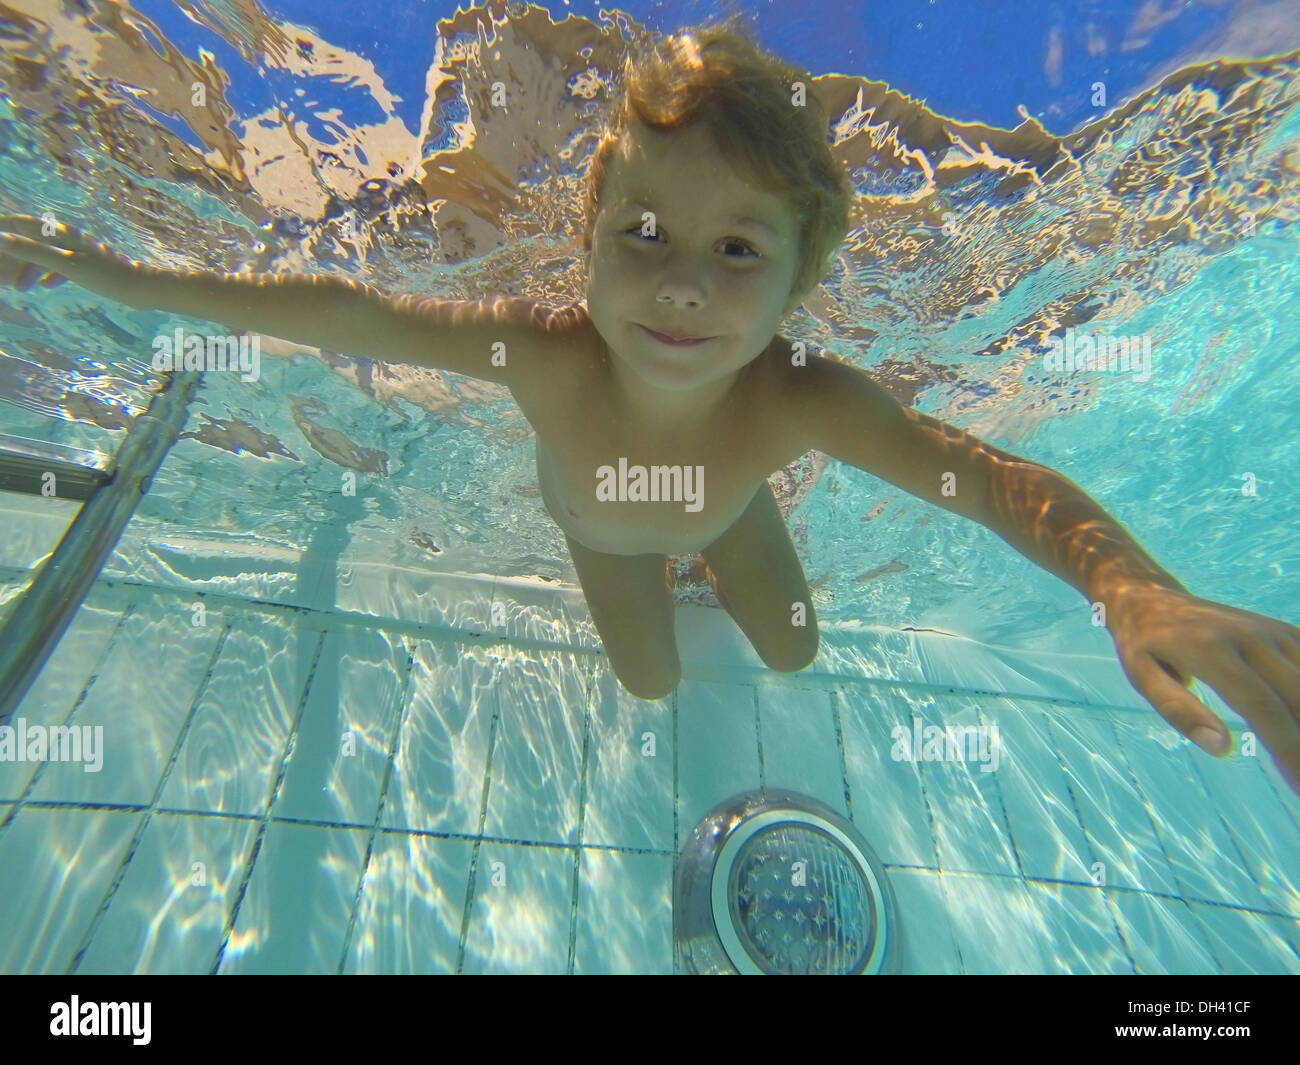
[582,18,853,314]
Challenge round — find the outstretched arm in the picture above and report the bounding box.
[788,351,1300,793]
[0,214,566,386]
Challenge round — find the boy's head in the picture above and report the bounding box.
[581,22,852,391]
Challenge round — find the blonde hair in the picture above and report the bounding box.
[582,18,852,313]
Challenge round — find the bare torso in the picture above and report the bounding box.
[509,308,802,556]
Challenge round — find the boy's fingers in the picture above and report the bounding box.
[1121,648,1230,753]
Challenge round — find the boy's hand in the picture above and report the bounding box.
[1105,582,1300,793]
[0,214,138,297]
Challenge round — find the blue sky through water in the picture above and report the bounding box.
[125,0,1300,142]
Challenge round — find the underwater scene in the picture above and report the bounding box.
[0,0,1298,982]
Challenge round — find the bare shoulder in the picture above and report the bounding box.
[754,336,871,459]
[501,298,599,403]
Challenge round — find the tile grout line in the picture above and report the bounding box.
[208,625,327,975]
[8,794,1297,922]
[455,660,504,975]
[828,690,853,821]
[1080,715,1142,975]
[336,636,418,975]
[566,655,597,975]
[977,701,1027,882]
[915,723,967,973]
[48,572,1187,716]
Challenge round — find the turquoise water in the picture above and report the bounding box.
[1,2,1298,974]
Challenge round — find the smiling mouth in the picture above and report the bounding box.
[640,325,715,346]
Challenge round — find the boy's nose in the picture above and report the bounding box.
[654,276,705,308]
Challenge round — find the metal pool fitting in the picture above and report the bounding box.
[674,789,899,975]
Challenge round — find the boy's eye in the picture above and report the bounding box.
[720,239,758,258]
[621,226,758,258]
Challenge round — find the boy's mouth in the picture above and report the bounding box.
[640,324,714,346]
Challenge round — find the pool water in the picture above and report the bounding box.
[0,0,1298,974]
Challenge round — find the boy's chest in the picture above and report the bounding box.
[516,344,799,556]
[534,428,772,555]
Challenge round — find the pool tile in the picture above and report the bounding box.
[574,849,672,974]
[0,806,141,974]
[78,811,258,974]
[1045,710,1179,894]
[343,832,474,975]
[816,624,927,686]
[490,576,601,652]
[888,868,962,974]
[837,685,936,868]
[676,678,761,841]
[0,489,79,569]
[381,639,495,837]
[333,562,496,633]
[1024,880,1133,974]
[1108,712,1269,910]
[1193,744,1300,917]
[582,664,674,851]
[160,610,318,816]
[1108,890,1221,974]
[757,683,848,817]
[30,587,224,806]
[102,530,304,607]
[1186,901,1300,974]
[0,591,128,800]
[219,821,367,974]
[907,693,1017,877]
[675,604,764,675]
[912,630,1147,709]
[940,873,1131,973]
[990,702,1095,884]
[482,647,589,846]
[939,872,1051,973]
[460,841,574,974]
[274,627,410,826]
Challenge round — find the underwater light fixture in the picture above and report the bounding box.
[674,789,900,975]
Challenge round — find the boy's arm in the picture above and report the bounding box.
[788,351,1300,793]
[786,352,1186,609]
[0,215,566,386]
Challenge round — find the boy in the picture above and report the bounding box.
[2,26,1298,793]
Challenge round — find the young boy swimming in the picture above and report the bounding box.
[2,24,1299,793]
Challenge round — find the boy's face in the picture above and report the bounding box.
[585,119,802,399]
